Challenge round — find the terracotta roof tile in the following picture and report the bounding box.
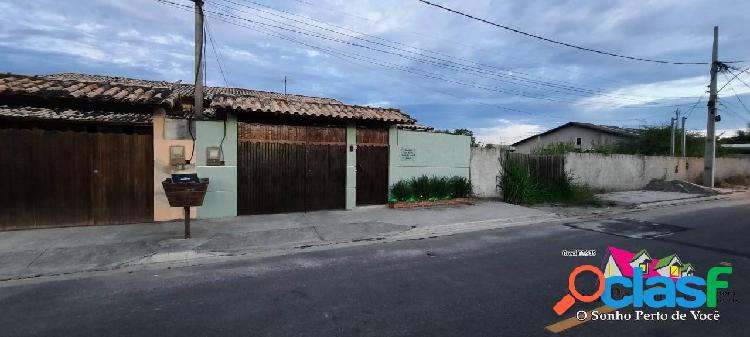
[0,105,151,124]
[0,73,177,107]
[0,72,415,124]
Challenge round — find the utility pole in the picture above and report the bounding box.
[671,109,680,156]
[704,26,719,187]
[681,116,687,158]
[193,0,205,119]
[670,113,677,157]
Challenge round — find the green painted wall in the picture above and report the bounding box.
[388,127,471,188]
[195,116,238,219]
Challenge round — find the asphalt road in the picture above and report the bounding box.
[1,198,748,337]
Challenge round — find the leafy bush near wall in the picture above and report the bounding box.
[497,157,596,205]
[389,175,472,202]
[448,176,472,198]
[390,180,412,202]
[497,158,538,204]
[591,126,736,157]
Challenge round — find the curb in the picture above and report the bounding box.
[632,193,737,209]
[1,193,742,284]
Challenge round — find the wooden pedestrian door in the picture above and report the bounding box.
[0,125,154,230]
[237,123,346,214]
[356,128,389,205]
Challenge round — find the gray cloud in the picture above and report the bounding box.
[1,0,748,142]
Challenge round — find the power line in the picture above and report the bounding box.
[724,67,750,92]
[212,0,694,104]
[722,73,750,116]
[683,90,706,119]
[202,0,695,108]
[222,0,674,102]
[205,17,230,86]
[719,101,750,124]
[154,0,700,113]
[156,0,588,109]
[717,66,750,93]
[208,0,618,103]
[414,0,726,65]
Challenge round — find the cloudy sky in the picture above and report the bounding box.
[2,0,749,143]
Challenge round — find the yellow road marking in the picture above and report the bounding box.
[545,304,616,333]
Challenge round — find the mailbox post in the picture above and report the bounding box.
[162,176,209,239]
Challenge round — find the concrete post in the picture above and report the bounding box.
[345,124,357,209]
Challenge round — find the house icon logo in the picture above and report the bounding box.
[603,246,695,280]
[553,246,731,316]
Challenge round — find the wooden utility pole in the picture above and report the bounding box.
[704,26,719,187]
[194,0,205,119]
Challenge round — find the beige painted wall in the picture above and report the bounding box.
[153,110,197,221]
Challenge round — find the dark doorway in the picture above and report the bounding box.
[356,128,389,205]
[237,123,346,214]
[0,124,154,230]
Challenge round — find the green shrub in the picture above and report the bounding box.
[389,175,472,202]
[497,157,596,205]
[411,175,432,200]
[497,158,538,204]
[538,175,597,205]
[389,180,411,201]
[427,176,449,199]
[448,176,472,198]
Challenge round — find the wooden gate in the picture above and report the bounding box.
[0,125,154,230]
[237,123,346,214]
[356,128,389,205]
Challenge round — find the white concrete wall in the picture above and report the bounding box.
[470,147,505,198]
[565,153,750,191]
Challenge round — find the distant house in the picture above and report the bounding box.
[602,246,695,280]
[721,143,750,157]
[512,122,641,154]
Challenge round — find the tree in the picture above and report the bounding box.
[452,128,477,147]
[433,128,478,147]
[727,123,750,143]
[597,125,731,157]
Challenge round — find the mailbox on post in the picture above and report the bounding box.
[162,174,209,239]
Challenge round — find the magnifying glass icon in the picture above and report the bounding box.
[553,265,605,316]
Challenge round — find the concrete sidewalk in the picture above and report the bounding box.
[596,189,736,208]
[0,201,554,281]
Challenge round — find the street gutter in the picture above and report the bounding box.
[0,192,745,286]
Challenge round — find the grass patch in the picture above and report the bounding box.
[497,157,596,205]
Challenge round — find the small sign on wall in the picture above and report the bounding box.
[164,118,193,140]
[400,146,416,161]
